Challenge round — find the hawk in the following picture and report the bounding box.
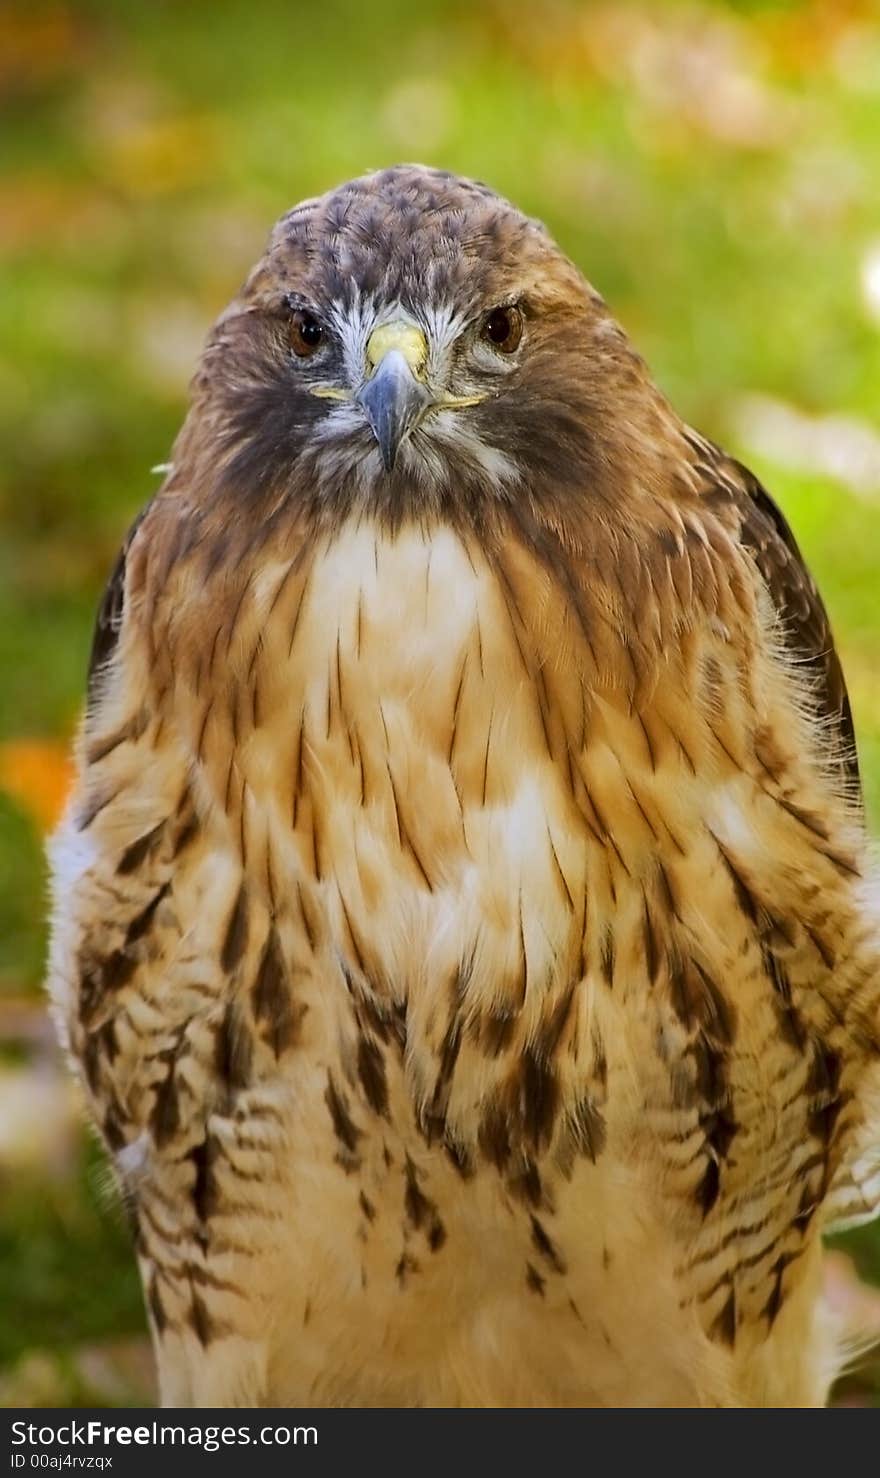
[48,166,880,1407]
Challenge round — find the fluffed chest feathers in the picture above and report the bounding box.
[165,516,830,1199]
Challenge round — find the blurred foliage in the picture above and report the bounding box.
[0,1143,144,1369]
[1,0,879,1404]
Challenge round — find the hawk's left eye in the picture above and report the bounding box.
[482,304,523,354]
[289,309,325,357]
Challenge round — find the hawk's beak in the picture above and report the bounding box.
[356,323,432,471]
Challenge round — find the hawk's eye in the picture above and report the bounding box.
[289,309,324,357]
[482,304,523,354]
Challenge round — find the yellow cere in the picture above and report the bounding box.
[366,321,427,376]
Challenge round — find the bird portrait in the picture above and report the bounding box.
[47,165,880,1408]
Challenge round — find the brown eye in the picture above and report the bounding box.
[289,308,324,357]
[483,304,523,353]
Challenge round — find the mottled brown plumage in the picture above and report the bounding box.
[49,166,879,1407]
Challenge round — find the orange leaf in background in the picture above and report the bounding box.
[0,6,82,96]
[0,174,117,256]
[0,740,74,834]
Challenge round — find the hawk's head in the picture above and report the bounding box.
[178,165,667,525]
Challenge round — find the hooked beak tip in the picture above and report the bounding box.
[356,348,432,472]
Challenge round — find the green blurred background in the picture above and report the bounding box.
[1,0,879,1406]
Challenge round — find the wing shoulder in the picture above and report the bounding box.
[85,505,151,714]
[688,432,861,801]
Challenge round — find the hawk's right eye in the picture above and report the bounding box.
[288,309,325,358]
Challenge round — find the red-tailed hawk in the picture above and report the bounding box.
[48,166,880,1407]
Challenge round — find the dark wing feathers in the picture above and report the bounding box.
[737,472,858,777]
[688,433,861,801]
[86,506,149,712]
